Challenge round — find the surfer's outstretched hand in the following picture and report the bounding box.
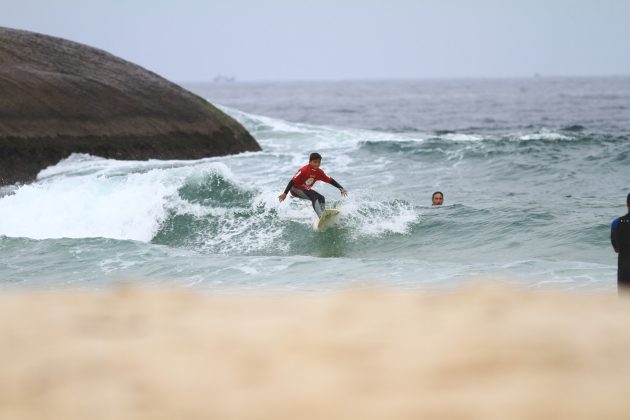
[278,192,287,202]
[340,188,349,197]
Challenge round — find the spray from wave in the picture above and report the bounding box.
[0,153,419,257]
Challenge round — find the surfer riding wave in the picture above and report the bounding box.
[278,152,348,217]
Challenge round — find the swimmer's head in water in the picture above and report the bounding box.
[432,191,444,206]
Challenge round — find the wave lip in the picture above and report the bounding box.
[0,165,174,242]
[0,154,236,242]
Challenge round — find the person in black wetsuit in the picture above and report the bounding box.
[611,193,630,292]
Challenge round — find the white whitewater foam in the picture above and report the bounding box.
[0,168,174,241]
[337,193,419,236]
[0,154,238,241]
[519,130,572,141]
[440,133,484,142]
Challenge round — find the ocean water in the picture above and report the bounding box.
[1,77,628,291]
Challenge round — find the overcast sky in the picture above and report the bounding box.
[2,0,629,82]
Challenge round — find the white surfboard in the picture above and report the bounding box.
[313,208,341,231]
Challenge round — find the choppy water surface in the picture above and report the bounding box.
[1,77,628,291]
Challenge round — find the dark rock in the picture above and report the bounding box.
[0,27,261,186]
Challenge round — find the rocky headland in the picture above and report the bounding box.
[0,27,260,186]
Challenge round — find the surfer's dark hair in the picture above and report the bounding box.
[432,191,443,199]
[309,152,322,162]
[627,192,630,206]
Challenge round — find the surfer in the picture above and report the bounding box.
[432,191,444,206]
[278,152,348,217]
[611,193,630,292]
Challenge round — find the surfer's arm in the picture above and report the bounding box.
[329,178,348,197]
[279,180,294,202]
[283,180,294,194]
[329,178,343,190]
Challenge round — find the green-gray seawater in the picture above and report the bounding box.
[1,78,628,291]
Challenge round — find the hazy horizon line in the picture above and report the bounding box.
[180,74,630,85]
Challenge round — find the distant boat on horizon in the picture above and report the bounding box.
[213,74,236,83]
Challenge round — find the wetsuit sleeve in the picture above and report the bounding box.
[329,178,343,190]
[284,180,294,194]
[612,218,620,253]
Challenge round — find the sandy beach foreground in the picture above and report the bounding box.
[1,285,629,420]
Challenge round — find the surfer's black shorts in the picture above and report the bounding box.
[290,187,325,216]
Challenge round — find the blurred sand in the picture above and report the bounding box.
[1,284,630,420]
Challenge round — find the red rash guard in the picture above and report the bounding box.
[291,164,332,191]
